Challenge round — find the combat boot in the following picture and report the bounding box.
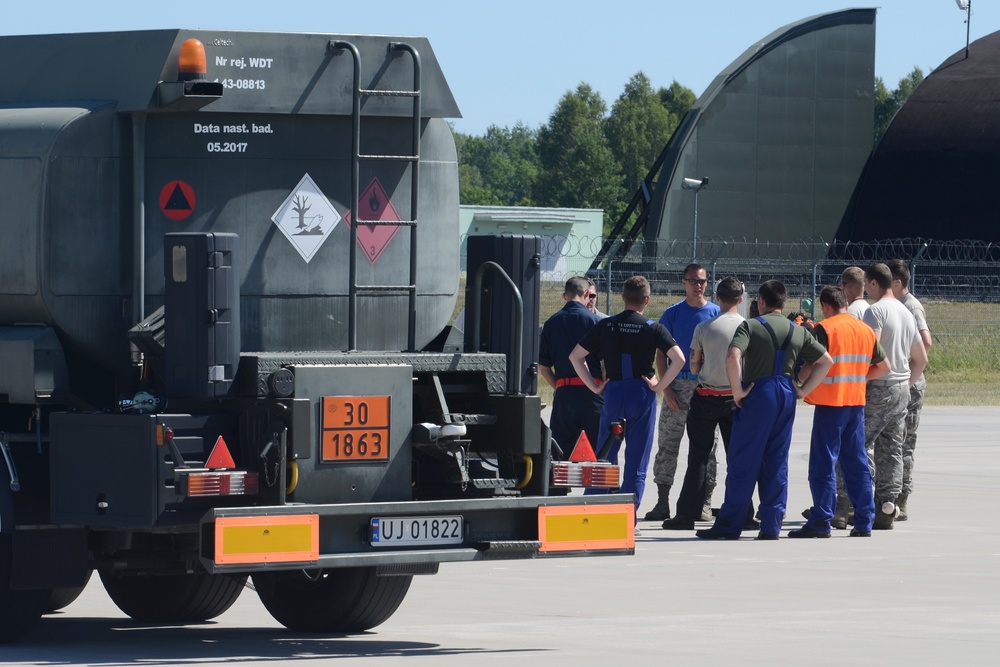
[831,495,851,530]
[896,493,908,521]
[642,484,671,521]
[702,483,716,521]
[872,498,897,530]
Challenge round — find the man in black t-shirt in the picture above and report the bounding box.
[569,276,684,517]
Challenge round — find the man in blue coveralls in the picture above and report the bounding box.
[696,280,832,540]
[569,276,685,522]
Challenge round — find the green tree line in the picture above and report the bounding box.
[455,67,924,235]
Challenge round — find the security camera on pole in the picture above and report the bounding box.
[681,177,709,261]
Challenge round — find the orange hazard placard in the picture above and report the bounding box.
[321,396,390,462]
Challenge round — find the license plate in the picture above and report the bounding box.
[370,515,464,547]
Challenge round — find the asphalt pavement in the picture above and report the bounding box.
[5,405,999,666]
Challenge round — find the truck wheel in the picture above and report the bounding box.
[46,571,93,612]
[99,570,247,622]
[0,534,49,644]
[252,567,411,632]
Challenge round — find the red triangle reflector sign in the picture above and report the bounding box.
[569,431,597,462]
[206,436,236,469]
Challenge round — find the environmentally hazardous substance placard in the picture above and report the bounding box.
[271,173,342,262]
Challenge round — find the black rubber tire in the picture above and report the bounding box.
[99,570,247,622]
[252,567,412,633]
[46,570,93,613]
[0,534,49,644]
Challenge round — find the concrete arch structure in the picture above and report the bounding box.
[645,8,876,248]
[837,30,1000,243]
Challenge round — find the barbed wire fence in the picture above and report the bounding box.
[460,235,1000,360]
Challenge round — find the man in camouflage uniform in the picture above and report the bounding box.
[886,259,932,521]
[861,264,928,530]
[644,264,719,521]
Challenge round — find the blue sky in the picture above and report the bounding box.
[6,1,993,135]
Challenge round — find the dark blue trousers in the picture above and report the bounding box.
[713,376,796,537]
[808,405,875,533]
[586,378,657,508]
[549,385,604,458]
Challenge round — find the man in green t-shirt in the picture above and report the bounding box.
[697,280,832,540]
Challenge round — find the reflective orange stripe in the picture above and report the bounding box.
[805,314,875,407]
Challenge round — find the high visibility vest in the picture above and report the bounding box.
[805,313,874,407]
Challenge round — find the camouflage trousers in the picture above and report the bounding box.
[902,377,926,496]
[863,380,910,501]
[652,377,717,492]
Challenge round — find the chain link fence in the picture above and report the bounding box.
[590,236,1000,314]
[463,234,1000,316]
[459,235,1000,400]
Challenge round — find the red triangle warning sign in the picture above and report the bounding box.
[206,436,236,469]
[569,431,597,462]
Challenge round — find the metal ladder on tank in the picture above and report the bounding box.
[330,40,421,352]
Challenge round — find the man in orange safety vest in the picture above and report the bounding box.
[790,285,890,538]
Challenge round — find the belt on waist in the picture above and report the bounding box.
[556,377,602,388]
[676,371,698,381]
[867,378,907,387]
[696,386,733,396]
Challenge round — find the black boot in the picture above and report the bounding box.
[872,498,897,530]
[643,484,671,521]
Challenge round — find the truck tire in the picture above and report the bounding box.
[252,567,412,632]
[0,534,49,644]
[99,570,247,622]
[46,571,93,612]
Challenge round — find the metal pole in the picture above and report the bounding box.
[692,190,698,261]
[390,42,421,352]
[331,41,361,350]
[966,1,972,59]
[131,113,146,324]
[911,242,929,298]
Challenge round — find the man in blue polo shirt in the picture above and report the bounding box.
[538,276,603,459]
[644,264,720,521]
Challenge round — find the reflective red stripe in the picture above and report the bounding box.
[695,386,732,396]
[556,377,602,388]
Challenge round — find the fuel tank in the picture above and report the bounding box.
[0,30,461,381]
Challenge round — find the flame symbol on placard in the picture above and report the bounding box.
[367,192,382,232]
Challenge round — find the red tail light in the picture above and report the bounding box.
[180,470,259,497]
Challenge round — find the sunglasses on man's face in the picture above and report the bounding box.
[587,293,598,300]
[684,278,708,285]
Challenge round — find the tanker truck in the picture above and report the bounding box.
[0,29,634,643]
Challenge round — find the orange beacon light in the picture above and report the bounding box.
[177,38,208,81]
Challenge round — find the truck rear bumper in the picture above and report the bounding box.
[200,494,635,574]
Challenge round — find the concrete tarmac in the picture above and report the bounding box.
[5,406,999,666]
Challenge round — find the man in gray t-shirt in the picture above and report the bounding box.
[861,263,928,530]
[662,277,749,530]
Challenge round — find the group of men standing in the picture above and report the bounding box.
[537,261,930,539]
